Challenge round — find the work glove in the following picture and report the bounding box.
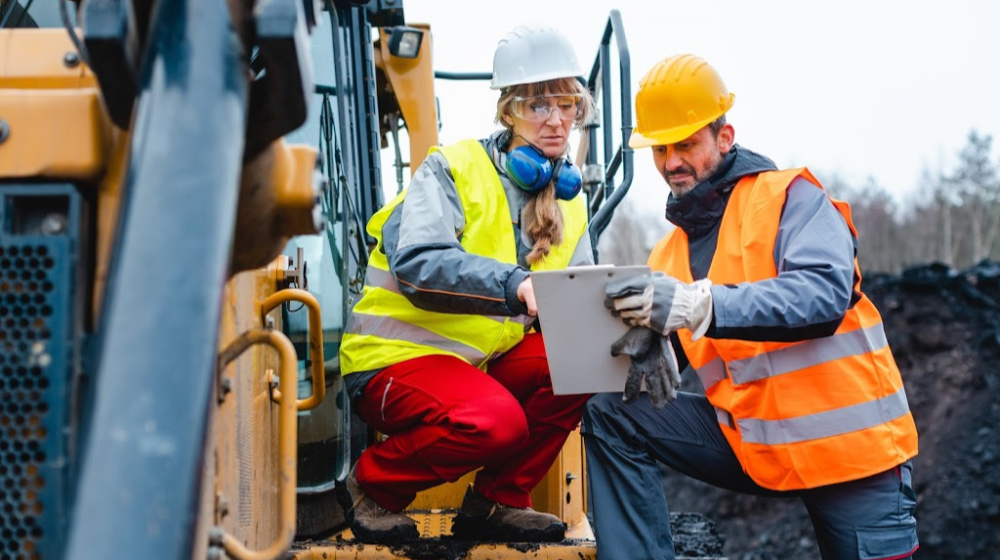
[605,272,714,340]
[610,327,682,408]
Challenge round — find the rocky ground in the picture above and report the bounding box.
[662,261,1000,560]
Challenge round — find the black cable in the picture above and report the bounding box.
[323,0,369,285]
[11,0,34,28]
[285,291,306,314]
[317,76,368,276]
[318,92,362,274]
[59,0,90,66]
[0,0,17,28]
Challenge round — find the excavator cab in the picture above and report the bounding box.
[0,2,647,560]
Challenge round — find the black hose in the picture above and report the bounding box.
[0,0,17,28]
[59,0,90,66]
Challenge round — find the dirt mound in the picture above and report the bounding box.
[662,261,1000,560]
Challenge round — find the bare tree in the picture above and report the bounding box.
[898,168,952,270]
[595,129,1000,275]
[818,171,852,202]
[946,131,1000,263]
[596,197,670,265]
[848,177,900,273]
[928,169,964,268]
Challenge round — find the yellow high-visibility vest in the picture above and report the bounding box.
[340,139,587,374]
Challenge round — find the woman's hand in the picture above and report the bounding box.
[517,277,537,316]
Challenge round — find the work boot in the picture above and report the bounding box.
[336,464,419,543]
[451,485,566,542]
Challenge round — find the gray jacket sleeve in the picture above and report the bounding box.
[382,151,531,317]
[708,177,855,341]
[568,226,595,267]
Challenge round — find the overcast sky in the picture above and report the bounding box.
[393,0,999,218]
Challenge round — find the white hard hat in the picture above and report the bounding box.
[491,25,583,90]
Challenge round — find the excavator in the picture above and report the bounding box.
[0,1,720,559]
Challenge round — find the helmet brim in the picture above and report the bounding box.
[628,94,735,149]
[491,70,584,90]
[628,122,707,149]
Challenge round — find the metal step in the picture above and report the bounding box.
[288,510,726,560]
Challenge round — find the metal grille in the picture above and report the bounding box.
[235,273,257,528]
[236,353,254,528]
[0,238,69,560]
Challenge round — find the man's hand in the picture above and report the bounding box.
[610,327,682,408]
[605,272,714,339]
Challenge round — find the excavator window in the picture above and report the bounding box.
[0,0,81,29]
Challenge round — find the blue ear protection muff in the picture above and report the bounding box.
[550,157,583,201]
[505,145,552,193]
[505,145,582,201]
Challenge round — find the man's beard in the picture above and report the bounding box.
[666,165,698,196]
[667,157,722,197]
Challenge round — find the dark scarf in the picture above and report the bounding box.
[664,145,777,238]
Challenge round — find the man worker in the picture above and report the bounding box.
[581,54,920,560]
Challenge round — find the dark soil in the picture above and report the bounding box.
[662,261,1000,560]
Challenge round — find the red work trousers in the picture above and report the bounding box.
[354,333,591,512]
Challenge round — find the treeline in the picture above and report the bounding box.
[600,129,1000,275]
[824,130,1000,274]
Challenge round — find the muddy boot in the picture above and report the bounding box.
[337,465,419,543]
[451,485,565,542]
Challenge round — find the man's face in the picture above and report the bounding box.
[652,124,734,197]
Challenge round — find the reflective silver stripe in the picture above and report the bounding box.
[366,266,400,293]
[715,407,735,429]
[728,324,889,386]
[736,386,911,445]
[694,357,727,390]
[366,266,525,326]
[507,314,534,326]
[482,314,513,325]
[346,312,488,364]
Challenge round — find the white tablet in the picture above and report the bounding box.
[532,265,650,395]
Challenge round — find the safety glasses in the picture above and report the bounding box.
[511,94,583,123]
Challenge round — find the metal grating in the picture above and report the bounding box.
[236,352,254,528]
[0,186,79,560]
[235,273,257,528]
[0,238,71,560]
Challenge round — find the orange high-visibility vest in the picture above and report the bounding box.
[649,168,918,490]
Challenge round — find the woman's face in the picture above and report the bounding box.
[506,93,582,159]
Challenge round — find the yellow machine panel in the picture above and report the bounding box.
[0,3,676,560]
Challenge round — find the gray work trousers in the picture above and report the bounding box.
[581,392,919,560]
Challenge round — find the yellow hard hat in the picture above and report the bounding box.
[629,54,736,149]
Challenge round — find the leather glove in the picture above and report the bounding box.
[605,272,714,340]
[610,327,682,408]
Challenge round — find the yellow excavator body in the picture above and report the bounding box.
[0,3,677,560]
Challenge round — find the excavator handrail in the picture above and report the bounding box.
[434,70,492,80]
[211,329,299,560]
[585,9,634,258]
[260,288,326,411]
